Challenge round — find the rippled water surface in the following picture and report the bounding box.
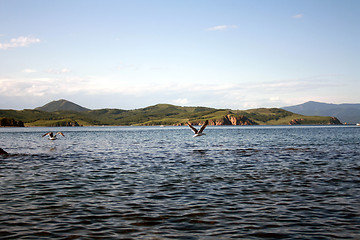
[1,125,359,239]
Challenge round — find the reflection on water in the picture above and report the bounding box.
[0,126,359,239]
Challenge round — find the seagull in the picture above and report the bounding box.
[42,132,65,140]
[187,120,208,137]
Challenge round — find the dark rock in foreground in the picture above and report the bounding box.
[0,148,8,155]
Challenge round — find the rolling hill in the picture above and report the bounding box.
[0,100,342,127]
[35,99,90,112]
[282,101,360,124]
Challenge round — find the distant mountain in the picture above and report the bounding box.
[282,101,360,124]
[35,99,90,112]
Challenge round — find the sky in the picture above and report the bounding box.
[0,0,359,110]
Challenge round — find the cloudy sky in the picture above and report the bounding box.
[0,0,359,110]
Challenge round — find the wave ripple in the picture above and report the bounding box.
[1,126,359,239]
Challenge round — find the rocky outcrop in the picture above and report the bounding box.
[189,115,258,126]
[289,119,303,125]
[67,121,80,127]
[55,120,80,127]
[209,115,258,125]
[226,114,258,125]
[289,117,342,125]
[0,118,24,127]
[329,117,342,125]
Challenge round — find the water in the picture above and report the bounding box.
[0,125,359,239]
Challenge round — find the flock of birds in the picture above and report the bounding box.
[0,121,209,155]
[41,120,209,140]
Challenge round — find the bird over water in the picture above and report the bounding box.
[187,120,208,137]
[42,132,65,140]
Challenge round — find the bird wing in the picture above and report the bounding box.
[56,132,65,137]
[42,132,52,137]
[198,120,208,133]
[187,122,198,134]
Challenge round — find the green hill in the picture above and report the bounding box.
[35,99,90,112]
[0,101,342,127]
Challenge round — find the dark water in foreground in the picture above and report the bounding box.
[0,125,359,239]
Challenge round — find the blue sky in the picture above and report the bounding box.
[0,0,359,110]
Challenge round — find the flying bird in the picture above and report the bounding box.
[187,120,208,137]
[42,132,65,140]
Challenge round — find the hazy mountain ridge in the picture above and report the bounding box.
[0,100,342,127]
[282,101,360,124]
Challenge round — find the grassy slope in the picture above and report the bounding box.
[0,104,341,126]
[35,99,90,112]
[239,108,292,125]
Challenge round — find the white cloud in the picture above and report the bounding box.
[207,25,238,31]
[22,68,70,74]
[173,98,189,105]
[0,36,40,50]
[22,69,38,73]
[269,96,280,101]
[0,74,345,110]
[292,14,304,19]
[0,76,88,97]
[46,68,71,74]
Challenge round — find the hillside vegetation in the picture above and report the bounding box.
[35,99,90,112]
[0,117,25,127]
[0,102,342,127]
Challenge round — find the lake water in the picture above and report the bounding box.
[0,125,359,239]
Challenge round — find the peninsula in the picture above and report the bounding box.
[0,99,342,127]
